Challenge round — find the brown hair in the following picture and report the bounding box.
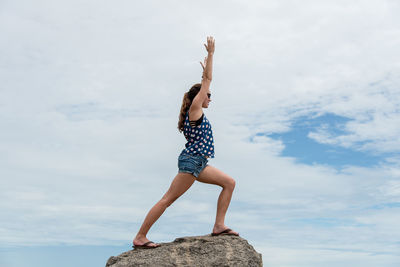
[178,83,202,132]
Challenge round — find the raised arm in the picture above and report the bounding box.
[190,36,215,115]
[200,36,215,81]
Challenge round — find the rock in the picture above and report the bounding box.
[106,234,263,267]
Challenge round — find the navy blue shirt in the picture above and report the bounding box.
[181,111,215,158]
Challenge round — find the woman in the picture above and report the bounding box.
[133,36,238,249]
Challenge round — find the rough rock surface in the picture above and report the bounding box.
[106,234,263,267]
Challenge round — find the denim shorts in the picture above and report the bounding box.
[178,152,209,178]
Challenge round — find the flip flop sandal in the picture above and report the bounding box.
[211,228,239,236]
[132,241,160,249]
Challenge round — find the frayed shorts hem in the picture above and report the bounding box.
[178,170,201,178]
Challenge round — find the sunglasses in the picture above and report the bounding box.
[207,93,211,99]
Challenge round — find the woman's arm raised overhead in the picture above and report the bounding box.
[191,36,215,112]
[200,36,215,81]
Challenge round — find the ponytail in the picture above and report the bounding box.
[177,83,201,132]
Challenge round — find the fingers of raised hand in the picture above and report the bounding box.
[206,36,215,52]
[200,61,205,70]
[204,36,215,52]
[200,56,207,70]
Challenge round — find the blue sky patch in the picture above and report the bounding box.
[256,113,390,168]
[367,202,400,210]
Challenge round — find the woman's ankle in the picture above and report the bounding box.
[213,223,225,229]
[135,233,146,240]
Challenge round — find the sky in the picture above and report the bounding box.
[1,0,400,266]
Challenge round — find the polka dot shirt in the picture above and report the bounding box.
[182,111,215,158]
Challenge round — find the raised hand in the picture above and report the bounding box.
[203,36,215,55]
[200,36,215,81]
[200,56,207,74]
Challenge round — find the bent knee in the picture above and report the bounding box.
[224,177,236,190]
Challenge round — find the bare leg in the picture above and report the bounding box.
[133,172,196,247]
[196,165,239,235]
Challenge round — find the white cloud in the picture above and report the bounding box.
[1,0,400,265]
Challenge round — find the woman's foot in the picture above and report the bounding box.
[212,224,239,236]
[133,235,160,248]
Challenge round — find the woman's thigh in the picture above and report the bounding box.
[161,172,196,205]
[196,165,235,188]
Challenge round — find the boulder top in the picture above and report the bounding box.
[106,234,263,267]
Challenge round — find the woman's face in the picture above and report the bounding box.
[202,90,211,108]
